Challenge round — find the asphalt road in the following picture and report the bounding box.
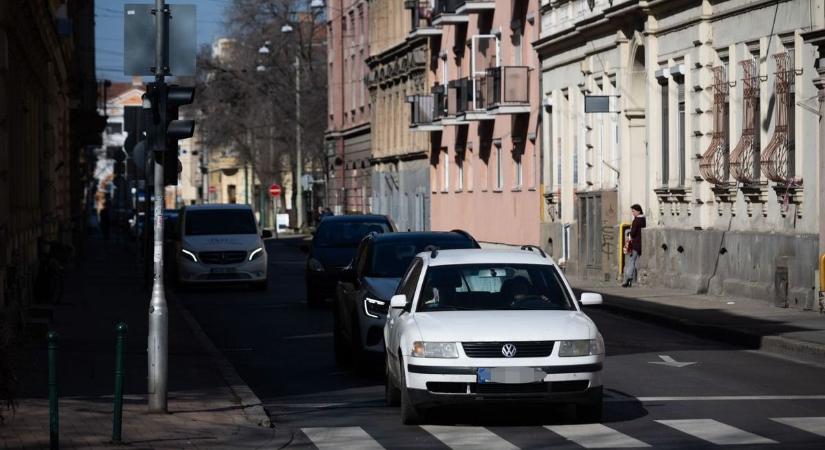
[178,236,825,449]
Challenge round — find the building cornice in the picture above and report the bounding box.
[369,150,428,165]
[325,122,371,140]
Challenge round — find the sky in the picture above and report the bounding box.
[95,0,231,82]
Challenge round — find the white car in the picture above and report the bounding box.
[176,204,270,290]
[384,247,604,424]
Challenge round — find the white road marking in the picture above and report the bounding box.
[605,395,825,402]
[648,355,697,368]
[657,419,777,445]
[282,332,334,340]
[545,424,650,448]
[301,426,384,450]
[423,425,519,450]
[771,417,825,438]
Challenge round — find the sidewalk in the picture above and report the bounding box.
[567,275,825,365]
[1,232,283,449]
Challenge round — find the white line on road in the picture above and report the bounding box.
[301,427,384,450]
[282,332,334,340]
[545,424,650,448]
[771,417,825,438]
[648,355,697,367]
[657,419,777,445]
[423,425,519,450]
[606,395,825,402]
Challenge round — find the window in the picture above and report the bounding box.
[677,80,686,186]
[106,122,122,134]
[397,258,424,307]
[660,77,669,185]
[443,149,450,192]
[184,209,257,236]
[227,185,237,204]
[496,146,503,190]
[531,143,538,189]
[515,152,523,188]
[457,155,464,191]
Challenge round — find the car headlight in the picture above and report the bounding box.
[412,341,459,358]
[308,258,324,272]
[363,296,388,319]
[181,249,198,263]
[248,247,264,261]
[558,336,605,357]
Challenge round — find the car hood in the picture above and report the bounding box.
[181,234,262,252]
[412,310,597,342]
[311,246,358,269]
[363,277,403,300]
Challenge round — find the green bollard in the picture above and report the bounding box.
[48,331,59,450]
[112,322,128,442]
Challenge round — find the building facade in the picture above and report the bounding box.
[366,0,433,231]
[415,0,541,243]
[536,0,823,309]
[326,0,372,215]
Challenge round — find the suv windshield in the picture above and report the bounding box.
[416,264,574,312]
[367,238,476,278]
[184,209,257,236]
[314,221,390,247]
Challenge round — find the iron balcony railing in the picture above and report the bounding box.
[409,94,436,127]
[448,77,471,116]
[485,66,530,109]
[432,85,448,120]
[434,0,463,16]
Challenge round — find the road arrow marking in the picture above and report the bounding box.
[649,355,697,368]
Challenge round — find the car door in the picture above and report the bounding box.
[386,258,423,379]
[338,239,368,341]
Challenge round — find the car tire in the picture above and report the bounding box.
[385,359,400,407]
[399,357,423,425]
[333,305,351,366]
[576,387,603,423]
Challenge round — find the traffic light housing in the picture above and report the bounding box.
[147,83,196,186]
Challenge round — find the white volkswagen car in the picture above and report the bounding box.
[176,204,270,290]
[384,247,604,424]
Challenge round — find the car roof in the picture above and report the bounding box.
[419,248,556,267]
[319,214,391,223]
[370,231,474,244]
[183,203,252,211]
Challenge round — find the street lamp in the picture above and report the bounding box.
[280,23,304,229]
[310,0,325,9]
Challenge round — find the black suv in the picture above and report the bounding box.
[302,215,395,307]
[333,230,480,364]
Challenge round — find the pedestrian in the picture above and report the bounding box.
[622,204,646,288]
[100,205,111,241]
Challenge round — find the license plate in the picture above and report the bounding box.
[210,268,237,274]
[477,367,546,384]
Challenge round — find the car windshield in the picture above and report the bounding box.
[184,209,257,236]
[314,221,390,247]
[416,264,575,312]
[367,238,476,278]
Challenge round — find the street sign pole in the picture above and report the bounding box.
[148,0,169,413]
[269,184,281,240]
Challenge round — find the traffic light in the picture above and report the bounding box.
[147,83,196,186]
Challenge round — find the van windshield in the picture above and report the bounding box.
[185,209,257,236]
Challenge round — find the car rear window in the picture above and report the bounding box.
[367,238,476,278]
[314,220,390,247]
[184,209,257,236]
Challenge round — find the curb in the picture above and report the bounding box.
[573,287,825,366]
[168,291,274,428]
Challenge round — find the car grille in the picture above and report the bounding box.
[199,251,247,265]
[426,381,589,395]
[462,341,555,358]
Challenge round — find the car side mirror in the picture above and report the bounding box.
[580,293,603,306]
[390,294,407,309]
[299,244,310,253]
[261,230,273,239]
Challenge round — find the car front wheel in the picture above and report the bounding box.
[333,305,351,365]
[575,386,603,423]
[385,358,400,406]
[399,357,422,425]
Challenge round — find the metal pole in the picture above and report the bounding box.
[148,0,169,413]
[48,331,59,450]
[295,54,303,230]
[273,196,279,240]
[112,322,128,442]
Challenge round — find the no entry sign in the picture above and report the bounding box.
[269,184,282,197]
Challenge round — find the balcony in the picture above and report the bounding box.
[462,75,494,121]
[408,94,443,132]
[485,66,531,114]
[456,0,495,14]
[405,1,442,39]
[432,0,469,26]
[443,78,470,125]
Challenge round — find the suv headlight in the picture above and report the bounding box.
[181,249,198,263]
[249,247,264,261]
[363,297,388,319]
[412,341,459,358]
[558,336,605,357]
[308,258,324,272]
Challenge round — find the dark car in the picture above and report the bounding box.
[333,230,480,364]
[302,215,396,307]
[163,208,180,281]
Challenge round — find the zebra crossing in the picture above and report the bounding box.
[298,417,825,449]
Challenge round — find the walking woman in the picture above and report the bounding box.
[622,204,646,287]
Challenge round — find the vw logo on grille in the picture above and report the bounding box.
[501,343,517,358]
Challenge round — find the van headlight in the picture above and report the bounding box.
[181,249,198,263]
[248,247,264,261]
[558,336,605,357]
[412,341,459,358]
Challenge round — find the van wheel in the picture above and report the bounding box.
[399,358,423,425]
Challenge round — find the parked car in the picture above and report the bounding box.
[302,214,395,307]
[334,230,480,365]
[175,204,272,290]
[384,247,604,425]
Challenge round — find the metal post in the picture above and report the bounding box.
[148,0,169,413]
[112,322,128,442]
[273,196,279,240]
[295,54,303,230]
[48,331,59,450]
